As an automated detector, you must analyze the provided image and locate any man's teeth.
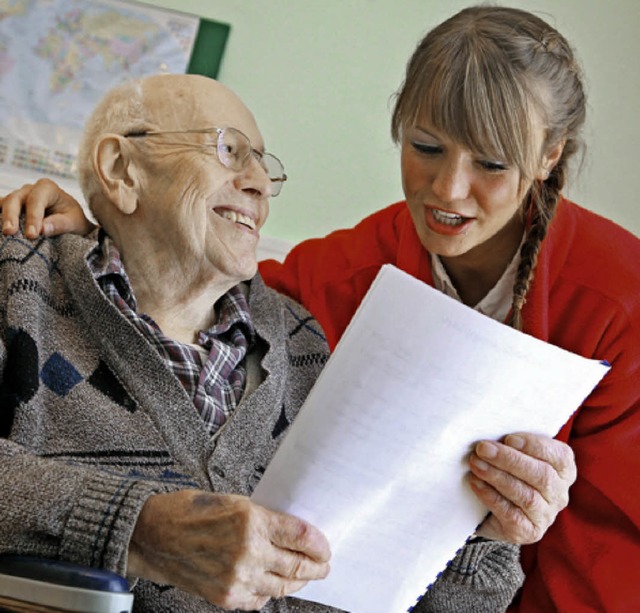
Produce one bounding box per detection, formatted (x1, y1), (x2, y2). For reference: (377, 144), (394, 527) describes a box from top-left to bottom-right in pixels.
(432, 209), (465, 226)
(218, 209), (256, 230)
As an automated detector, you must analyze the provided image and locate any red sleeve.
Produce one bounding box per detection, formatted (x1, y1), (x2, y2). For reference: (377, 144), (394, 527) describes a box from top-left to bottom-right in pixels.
(510, 294), (640, 611)
(259, 203), (407, 350)
(259, 257), (304, 307)
(259, 236), (379, 351)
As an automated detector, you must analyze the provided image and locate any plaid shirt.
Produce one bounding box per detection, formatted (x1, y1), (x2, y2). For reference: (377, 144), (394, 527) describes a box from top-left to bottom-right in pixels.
(87, 233), (256, 436)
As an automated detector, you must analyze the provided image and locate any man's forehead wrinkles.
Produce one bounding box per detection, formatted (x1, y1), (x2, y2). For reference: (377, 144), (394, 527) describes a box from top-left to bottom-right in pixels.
(139, 76), (266, 153)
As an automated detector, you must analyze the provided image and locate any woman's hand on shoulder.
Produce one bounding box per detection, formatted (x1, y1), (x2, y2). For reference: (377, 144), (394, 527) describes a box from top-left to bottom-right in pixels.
(469, 432), (577, 544)
(1, 178), (95, 239)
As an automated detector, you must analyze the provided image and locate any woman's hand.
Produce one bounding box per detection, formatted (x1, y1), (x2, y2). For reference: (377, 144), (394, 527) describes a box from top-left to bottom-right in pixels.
(1, 178), (94, 239)
(469, 433), (577, 544)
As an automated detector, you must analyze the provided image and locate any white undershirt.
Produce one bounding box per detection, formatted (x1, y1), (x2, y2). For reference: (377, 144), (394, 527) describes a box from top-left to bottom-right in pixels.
(429, 240), (523, 322)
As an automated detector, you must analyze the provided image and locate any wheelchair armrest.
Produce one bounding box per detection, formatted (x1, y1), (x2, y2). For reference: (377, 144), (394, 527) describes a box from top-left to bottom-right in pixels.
(0, 555), (133, 613)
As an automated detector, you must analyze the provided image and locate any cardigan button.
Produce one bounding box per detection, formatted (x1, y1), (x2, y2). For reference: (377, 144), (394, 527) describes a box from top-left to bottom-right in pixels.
(212, 465), (226, 479)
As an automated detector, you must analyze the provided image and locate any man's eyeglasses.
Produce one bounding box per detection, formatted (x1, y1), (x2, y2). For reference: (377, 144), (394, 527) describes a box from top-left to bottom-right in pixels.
(124, 127), (287, 196)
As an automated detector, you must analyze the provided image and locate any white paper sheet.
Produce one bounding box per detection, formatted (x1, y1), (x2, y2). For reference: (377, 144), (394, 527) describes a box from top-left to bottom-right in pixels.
(251, 264), (609, 613)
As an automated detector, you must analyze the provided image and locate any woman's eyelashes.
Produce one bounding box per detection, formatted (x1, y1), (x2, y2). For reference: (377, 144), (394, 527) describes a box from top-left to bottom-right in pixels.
(412, 140), (509, 173)
(478, 159), (509, 172)
(412, 141), (442, 155)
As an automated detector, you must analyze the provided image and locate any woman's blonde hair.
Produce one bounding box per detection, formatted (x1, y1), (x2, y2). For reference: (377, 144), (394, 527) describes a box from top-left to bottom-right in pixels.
(391, 5), (586, 330)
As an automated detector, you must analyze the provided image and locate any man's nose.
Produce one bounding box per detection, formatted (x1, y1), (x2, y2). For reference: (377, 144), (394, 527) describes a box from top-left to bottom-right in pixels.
(234, 156), (272, 198)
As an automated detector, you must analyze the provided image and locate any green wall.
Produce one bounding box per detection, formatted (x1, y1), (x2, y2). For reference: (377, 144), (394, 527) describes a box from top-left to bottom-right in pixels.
(141, 0), (640, 244)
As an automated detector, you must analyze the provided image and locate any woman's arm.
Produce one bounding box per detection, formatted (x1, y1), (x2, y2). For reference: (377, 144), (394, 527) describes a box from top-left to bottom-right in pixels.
(1, 179), (94, 238)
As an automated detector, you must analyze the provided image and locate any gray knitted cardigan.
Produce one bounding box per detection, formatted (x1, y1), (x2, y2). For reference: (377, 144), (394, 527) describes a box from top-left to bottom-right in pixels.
(0, 231), (523, 612)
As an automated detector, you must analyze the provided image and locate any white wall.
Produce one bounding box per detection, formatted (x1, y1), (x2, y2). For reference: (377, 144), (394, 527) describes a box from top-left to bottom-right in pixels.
(141, 0), (640, 245)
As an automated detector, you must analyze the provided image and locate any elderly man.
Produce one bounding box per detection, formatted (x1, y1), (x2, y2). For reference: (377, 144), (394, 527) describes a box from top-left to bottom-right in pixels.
(0, 74), (335, 611)
(0, 74), (566, 612)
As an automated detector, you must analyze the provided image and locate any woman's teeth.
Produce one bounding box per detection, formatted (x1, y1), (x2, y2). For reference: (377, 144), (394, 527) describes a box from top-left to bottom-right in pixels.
(218, 209), (256, 230)
(432, 209), (465, 226)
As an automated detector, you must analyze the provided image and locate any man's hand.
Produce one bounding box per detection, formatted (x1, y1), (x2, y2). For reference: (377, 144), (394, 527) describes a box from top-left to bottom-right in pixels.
(127, 490), (331, 611)
(468, 433), (576, 544)
(1, 178), (93, 239)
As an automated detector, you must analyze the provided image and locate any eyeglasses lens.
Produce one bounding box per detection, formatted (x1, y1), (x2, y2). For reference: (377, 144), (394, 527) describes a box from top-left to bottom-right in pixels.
(262, 154), (285, 196)
(216, 128), (286, 196)
(217, 128), (248, 172)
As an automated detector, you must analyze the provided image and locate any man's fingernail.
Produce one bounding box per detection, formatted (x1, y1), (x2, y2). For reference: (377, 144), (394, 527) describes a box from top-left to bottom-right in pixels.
(43, 222), (53, 236)
(26, 224), (37, 237)
(2, 220), (13, 232)
(470, 476), (486, 489)
(477, 441), (498, 459)
(506, 435), (525, 450)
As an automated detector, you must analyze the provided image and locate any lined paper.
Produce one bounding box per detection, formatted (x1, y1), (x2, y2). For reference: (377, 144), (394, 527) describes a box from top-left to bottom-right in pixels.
(252, 264), (609, 613)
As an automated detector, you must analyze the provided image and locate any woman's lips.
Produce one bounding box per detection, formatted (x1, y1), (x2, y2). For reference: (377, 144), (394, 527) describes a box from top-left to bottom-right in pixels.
(425, 207), (473, 235)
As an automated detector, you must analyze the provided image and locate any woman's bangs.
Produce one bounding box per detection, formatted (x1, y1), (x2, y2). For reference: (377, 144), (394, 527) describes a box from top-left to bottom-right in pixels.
(418, 48), (533, 176)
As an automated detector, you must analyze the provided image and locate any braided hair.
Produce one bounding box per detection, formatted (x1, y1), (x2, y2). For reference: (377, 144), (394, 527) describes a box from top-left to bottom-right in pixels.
(391, 6), (587, 331)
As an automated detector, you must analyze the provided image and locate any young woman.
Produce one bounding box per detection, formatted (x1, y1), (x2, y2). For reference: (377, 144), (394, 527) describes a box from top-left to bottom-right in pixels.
(3, 5), (638, 612)
(260, 8), (640, 612)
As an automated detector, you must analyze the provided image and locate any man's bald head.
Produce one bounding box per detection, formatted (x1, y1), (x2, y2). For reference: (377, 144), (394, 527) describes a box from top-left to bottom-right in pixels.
(77, 74), (261, 212)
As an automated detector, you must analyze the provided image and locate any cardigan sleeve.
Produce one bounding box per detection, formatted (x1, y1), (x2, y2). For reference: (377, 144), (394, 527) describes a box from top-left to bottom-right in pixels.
(277, 540), (523, 613)
(0, 437), (179, 576)
(411, 540), (524, 613)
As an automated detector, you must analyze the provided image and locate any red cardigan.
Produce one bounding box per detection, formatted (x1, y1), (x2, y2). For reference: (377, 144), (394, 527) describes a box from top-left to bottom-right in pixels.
(260, 198), (640, 613)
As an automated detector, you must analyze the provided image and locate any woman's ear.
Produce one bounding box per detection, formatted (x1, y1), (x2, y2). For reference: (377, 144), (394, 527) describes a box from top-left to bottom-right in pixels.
(537, 139), (566, 181)
(93, 135), (139, 215)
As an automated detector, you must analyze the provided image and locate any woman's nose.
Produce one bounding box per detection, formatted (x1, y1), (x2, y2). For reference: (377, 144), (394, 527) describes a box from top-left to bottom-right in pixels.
(431, 158), (471, 203)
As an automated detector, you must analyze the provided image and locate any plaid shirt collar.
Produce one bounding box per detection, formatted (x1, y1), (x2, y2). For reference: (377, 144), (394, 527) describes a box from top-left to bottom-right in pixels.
(87, 231), (256, 435)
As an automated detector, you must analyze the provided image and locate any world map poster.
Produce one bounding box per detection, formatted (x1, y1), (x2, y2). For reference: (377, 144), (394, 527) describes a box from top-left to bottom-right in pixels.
(0, 0), (202, 201)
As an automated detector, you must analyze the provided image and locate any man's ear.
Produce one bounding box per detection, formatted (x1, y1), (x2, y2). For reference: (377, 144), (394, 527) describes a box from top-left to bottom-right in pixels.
(536, 138), (566, 181)
(93, 135), (140, 215)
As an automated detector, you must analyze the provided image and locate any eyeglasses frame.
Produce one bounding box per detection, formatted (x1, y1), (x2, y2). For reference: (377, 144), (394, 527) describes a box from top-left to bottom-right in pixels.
(123, 126), (287, 196)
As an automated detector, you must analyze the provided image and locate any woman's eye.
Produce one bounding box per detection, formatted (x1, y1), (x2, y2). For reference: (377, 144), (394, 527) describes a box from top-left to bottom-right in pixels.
(412, 141), (442, 155)
(479, 159), (508, 172)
